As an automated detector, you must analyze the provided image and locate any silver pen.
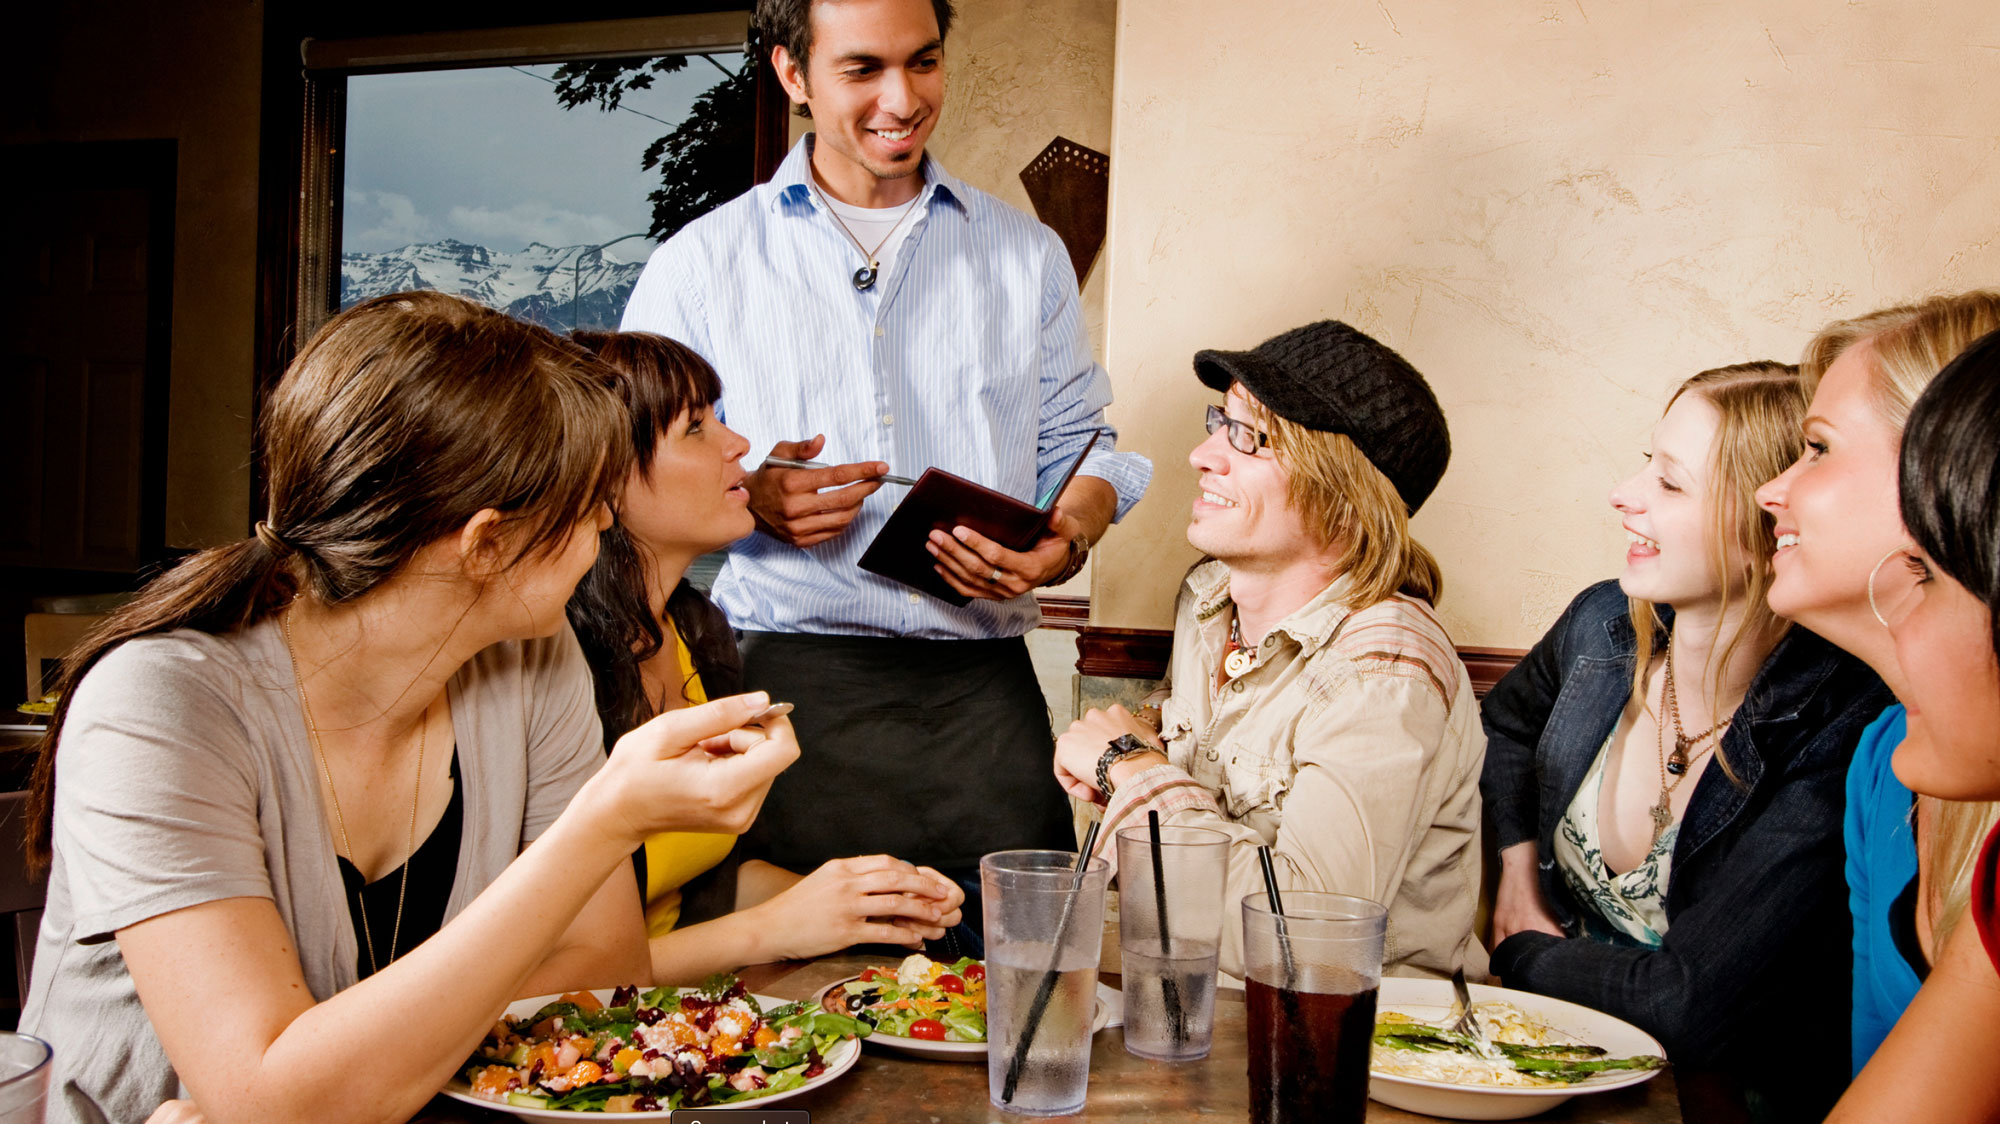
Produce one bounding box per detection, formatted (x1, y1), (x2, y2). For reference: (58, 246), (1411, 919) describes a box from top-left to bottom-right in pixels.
(760, 457), (919, 486)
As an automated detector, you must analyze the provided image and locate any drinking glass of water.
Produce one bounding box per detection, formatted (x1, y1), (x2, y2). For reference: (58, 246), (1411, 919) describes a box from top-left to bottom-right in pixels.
(1114, 823), (1227, 1061)
(1242, 891), (1387, 1124)
(0, 1032), (50, 1124)
(981, 849), (1111, 1116)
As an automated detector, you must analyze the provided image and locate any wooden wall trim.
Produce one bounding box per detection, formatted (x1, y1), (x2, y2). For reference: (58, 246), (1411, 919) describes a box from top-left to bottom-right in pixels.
(1035, 593), (1089, 631)
(1073, 626), (1526, 698)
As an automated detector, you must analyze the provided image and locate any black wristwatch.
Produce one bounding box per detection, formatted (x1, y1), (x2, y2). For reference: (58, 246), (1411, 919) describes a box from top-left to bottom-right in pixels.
(1096, 733), (1158, 798)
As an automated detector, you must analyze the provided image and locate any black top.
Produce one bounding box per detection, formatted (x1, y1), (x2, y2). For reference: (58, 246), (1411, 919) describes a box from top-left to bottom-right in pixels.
(337, 749), (462, 980)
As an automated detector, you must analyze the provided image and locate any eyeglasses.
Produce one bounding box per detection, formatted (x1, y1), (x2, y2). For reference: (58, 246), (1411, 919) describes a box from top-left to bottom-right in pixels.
(1205, 404), (1273, 456)
(1866, 545), (1930, 630)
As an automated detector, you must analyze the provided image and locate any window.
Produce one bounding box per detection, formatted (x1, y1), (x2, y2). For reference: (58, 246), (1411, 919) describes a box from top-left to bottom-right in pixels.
(340, 51), (753, 332)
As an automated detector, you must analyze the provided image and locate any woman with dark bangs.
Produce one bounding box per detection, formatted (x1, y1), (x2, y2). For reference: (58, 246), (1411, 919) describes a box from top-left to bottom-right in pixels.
(19, 294), (799, 1124)
(566, 331), (963, 983)
(1828, 328), (2000, 1122)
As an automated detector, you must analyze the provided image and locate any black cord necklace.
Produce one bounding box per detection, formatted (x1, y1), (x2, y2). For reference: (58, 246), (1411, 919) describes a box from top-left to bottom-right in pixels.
(809, 178), (922, 291)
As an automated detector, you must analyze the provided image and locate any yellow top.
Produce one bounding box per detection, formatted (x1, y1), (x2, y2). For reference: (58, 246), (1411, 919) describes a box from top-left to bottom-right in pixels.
(640, 623), (738, 936)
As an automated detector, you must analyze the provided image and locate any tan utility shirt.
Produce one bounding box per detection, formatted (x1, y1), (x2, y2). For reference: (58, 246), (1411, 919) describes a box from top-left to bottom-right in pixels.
(1097, 561), (1489, 980)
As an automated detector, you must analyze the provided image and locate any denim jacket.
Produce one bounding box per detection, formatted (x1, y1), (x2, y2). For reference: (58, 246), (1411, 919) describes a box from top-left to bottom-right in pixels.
(1482, 581), (1888, 1120)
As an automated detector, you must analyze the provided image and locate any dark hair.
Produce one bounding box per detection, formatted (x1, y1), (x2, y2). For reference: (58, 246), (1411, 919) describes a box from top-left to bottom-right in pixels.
(753, 0), (956, 118)
(27, 292), (631, 867)
(1899, 327), (2000, 663)
(565, 331), (740, 747)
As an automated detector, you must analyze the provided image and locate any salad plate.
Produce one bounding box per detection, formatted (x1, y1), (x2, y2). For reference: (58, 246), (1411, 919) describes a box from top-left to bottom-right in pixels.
(1368, 977), (1666, 1121)
(813, 960), (1112, 1062)
(442, 985), (861, 1120)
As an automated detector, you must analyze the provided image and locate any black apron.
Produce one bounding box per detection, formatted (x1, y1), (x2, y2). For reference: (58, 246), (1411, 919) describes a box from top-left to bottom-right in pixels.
(736, 631), (1075, 873)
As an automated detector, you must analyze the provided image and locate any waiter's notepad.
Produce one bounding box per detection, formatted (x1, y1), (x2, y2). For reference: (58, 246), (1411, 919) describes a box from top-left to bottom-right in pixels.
(858, 431), (1101, 606)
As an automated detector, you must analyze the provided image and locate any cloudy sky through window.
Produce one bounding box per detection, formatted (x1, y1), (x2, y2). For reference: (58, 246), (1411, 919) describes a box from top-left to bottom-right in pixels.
(343, 56), (740, 261)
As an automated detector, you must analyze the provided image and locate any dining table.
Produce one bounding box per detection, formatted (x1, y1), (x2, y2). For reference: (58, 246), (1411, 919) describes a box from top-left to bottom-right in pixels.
(415, 918), (1682, 1124)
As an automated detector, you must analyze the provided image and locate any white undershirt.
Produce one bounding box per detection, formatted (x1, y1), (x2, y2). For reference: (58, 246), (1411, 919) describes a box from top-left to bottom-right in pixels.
(822, 193), (922, 280)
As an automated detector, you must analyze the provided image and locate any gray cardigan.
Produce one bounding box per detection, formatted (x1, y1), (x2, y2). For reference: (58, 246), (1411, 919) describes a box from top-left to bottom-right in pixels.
(22, 618), (605, 1124)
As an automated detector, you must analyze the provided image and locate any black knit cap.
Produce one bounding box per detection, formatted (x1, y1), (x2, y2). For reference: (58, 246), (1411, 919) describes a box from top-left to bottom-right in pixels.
(1194, 320), (1451, 514)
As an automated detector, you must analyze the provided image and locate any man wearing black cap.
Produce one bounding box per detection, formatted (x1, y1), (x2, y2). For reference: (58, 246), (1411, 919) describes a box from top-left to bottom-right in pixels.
(1052, 320), (1489, 980)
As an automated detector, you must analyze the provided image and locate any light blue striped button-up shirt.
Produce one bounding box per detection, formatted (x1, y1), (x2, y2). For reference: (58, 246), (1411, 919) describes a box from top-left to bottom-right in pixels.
(622, 137), (1152, 640)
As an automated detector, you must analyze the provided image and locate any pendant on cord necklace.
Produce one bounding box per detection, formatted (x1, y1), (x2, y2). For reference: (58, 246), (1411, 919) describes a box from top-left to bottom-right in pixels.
(853, 264), (879, 291)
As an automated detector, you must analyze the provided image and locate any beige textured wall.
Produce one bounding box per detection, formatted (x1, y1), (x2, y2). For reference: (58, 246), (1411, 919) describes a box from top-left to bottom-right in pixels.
(9, 0), (262, 550)
(926, 0), (1117, 351)
(1096, 0), (2000, 646)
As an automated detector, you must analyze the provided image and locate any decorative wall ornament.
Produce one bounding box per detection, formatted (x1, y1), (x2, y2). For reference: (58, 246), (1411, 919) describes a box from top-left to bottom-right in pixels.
(1020, 137), (1110, 285)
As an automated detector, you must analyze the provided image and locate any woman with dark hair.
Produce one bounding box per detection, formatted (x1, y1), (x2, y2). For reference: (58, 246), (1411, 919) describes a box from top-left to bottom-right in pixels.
(1481, 362), (1889, 1121)
(1827, 327), (2000, 1122)
(18, 294), (799, 1124)
(566, 330), (961, 982)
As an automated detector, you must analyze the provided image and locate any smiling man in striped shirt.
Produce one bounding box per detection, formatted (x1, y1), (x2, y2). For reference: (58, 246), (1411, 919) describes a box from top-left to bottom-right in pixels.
(620, 0), (1151, 940)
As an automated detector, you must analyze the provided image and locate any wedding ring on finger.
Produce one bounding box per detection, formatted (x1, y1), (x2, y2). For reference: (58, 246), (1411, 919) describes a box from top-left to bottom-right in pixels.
(988, 567), (1003, 584)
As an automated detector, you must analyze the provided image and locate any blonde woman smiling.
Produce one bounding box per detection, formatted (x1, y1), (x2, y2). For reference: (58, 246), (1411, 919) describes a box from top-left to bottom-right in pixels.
(1482, 363), (1888, 1121)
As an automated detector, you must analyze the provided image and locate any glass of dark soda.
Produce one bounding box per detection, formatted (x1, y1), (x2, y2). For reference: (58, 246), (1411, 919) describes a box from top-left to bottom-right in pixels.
(1241, 891), (1386, 1124)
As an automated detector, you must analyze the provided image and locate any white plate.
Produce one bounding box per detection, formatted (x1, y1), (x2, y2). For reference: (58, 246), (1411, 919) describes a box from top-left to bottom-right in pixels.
(1367, 977), (1667, 1121)
(442, 988), (861, 1120)
(812, 976), (1114, 1061)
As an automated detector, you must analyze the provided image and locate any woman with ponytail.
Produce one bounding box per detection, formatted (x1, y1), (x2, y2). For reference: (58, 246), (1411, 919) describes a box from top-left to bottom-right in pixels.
(19, 292), (799, 1124)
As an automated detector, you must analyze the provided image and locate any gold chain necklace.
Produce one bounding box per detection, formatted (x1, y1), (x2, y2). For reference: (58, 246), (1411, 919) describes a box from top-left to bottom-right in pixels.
(807, 178), (922, 291)
(280, 613), (426, 976)
(1649, 643), (1729, 844)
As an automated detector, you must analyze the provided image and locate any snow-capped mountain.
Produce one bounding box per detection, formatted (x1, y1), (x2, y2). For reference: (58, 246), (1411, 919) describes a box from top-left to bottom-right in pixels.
(340, 239), (651, 332)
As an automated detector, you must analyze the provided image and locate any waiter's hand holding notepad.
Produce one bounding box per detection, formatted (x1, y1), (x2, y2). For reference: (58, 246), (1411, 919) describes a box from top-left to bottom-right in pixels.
(858, 431), (1102, 606)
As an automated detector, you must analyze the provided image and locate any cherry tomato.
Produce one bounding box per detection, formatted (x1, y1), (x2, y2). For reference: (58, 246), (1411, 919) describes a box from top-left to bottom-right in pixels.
(908, 1019), (948, 1041)
(936, 975), (965, 994)
(858, 968), (885, 983)
(963, 963), (986, 983)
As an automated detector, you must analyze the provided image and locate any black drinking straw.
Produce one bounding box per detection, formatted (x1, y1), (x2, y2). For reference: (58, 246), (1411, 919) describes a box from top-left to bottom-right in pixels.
(1148, 810), (1187, 1042)
(1002, 820), (1101, 1104)
(1256, 844), (1310, 1076)
(1256, 845), (1297, 989)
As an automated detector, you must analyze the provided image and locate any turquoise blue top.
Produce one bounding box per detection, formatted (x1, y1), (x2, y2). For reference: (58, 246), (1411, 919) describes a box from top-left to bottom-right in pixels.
(1845, 704), (1918, 1075)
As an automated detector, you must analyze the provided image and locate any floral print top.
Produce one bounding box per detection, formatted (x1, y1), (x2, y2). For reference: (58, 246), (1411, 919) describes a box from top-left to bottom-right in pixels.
(1553, 734), (1677, 949)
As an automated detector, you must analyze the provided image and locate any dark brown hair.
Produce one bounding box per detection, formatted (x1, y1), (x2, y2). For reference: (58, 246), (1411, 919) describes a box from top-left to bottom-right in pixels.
(26, 291), (631, 867)
(565, 331), (740, 747)
(754, 0), (956, 118)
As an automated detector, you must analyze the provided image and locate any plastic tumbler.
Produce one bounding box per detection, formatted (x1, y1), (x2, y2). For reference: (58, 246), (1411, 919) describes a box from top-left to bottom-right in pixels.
(982, 849), (1112, 1116)
(1114, 823), (1227, 1060)
(0, 1032), (50, 1124)
(1242, 891), (1387, 1124)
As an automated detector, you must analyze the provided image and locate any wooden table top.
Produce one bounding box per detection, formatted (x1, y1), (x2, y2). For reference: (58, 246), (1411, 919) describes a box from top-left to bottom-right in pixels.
(418, 949), (1680, 1123)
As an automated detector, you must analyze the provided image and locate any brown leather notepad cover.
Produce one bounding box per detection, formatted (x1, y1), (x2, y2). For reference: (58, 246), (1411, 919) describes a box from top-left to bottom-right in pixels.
(858, 431), (1100, 606)
(857, 471), (1058, 605)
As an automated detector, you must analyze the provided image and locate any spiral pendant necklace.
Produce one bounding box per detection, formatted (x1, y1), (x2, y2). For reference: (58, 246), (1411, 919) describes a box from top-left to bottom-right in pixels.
(809, 179), (921, 291)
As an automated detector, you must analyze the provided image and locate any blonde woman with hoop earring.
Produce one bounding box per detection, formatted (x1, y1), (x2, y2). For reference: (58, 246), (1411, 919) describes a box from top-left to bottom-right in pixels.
(1755, 290), (2000, 1076)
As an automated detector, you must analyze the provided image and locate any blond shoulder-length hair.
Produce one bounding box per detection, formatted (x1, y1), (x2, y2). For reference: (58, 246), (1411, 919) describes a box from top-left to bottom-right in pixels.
(1627, 362), (1809, 783)
(1802, 288), (2000, 949)
(1244, 399), (1444, 610)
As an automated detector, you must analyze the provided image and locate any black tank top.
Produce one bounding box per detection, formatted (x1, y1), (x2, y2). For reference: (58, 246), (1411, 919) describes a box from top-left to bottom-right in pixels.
(336, 749), (463, 980)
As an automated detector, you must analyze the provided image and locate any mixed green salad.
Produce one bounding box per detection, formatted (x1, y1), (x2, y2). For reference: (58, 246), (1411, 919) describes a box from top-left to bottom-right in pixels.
(824, 953), (988, 1042)
(462, 975), (866, 1112)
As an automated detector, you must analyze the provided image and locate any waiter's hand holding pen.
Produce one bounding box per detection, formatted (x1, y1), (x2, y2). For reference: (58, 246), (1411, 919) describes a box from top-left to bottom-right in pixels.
(748, 434), (903, 548)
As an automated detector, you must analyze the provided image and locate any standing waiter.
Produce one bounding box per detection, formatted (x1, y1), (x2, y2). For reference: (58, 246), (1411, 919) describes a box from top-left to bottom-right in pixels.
(620, 0), (1151, 936)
